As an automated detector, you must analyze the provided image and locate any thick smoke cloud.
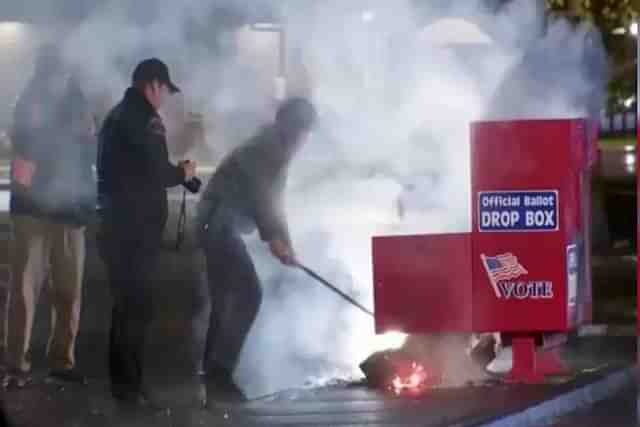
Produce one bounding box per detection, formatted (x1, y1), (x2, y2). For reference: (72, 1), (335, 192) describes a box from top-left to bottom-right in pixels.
(7, 0), (607, 398)
(239, 0), (607, 398)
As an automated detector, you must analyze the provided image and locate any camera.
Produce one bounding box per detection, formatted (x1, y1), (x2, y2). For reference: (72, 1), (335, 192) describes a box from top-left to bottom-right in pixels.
(183, 176), (202, 194)
(181, 160), (201, 194)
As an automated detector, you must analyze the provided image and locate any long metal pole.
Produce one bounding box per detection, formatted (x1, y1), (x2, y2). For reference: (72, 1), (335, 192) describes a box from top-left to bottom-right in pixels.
(295, 262), (374, 317)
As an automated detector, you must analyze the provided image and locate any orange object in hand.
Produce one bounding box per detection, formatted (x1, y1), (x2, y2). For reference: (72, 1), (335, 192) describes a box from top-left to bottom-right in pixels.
(11, 157), (36, 187)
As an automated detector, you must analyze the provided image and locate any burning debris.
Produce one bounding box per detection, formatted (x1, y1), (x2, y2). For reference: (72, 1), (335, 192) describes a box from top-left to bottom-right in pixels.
(390, 361), (437, 396)
(360, 349), (442, 396)
(360, 333), (495, 395)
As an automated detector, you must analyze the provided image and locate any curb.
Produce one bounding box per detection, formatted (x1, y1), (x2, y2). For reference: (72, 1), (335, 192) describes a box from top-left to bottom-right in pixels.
(578, 324), (636, 337)
(471, 366), (637, 427)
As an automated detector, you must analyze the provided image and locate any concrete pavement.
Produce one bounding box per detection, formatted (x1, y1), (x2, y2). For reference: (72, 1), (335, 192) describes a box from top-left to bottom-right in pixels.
(0, 181), (635, 426)
(0, 223), (635, 427)
(546, 385), (636, 427)
(0, 338), (635, 426)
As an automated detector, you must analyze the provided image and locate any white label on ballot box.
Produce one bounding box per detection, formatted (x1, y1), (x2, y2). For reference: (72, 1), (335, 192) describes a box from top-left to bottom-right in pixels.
(478, 190), (559, 232)
(567, 244), (578, 307)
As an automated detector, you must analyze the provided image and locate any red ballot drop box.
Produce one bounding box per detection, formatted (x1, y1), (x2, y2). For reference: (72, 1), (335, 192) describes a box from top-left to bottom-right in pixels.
(373, 119), (596, 382)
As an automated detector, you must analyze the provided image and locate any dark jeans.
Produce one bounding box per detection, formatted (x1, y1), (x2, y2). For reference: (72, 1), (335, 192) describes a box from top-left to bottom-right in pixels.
(203, 225), (262, 380)
(97, 219), (160, 399)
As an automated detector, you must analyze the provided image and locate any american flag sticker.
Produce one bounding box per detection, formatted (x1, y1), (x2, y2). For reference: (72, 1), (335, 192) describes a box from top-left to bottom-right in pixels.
(480, 253), (528, 298)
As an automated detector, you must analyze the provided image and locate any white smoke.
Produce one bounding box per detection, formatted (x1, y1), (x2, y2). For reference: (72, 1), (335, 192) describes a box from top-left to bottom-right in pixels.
(235, 0), (608, 398)
(16, 0), (606, 398)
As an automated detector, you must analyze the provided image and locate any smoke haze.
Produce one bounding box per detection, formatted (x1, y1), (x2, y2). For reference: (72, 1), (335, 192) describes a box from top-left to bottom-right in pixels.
(1, 0), (608, 398)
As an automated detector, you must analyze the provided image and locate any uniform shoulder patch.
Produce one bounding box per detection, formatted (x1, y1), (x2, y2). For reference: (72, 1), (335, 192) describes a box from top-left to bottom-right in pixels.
(147, 116), (166, 136)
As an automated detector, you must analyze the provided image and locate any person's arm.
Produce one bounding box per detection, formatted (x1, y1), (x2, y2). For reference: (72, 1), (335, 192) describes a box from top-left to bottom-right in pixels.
(76, 106), (98, 209)
(250, 166), (295, 265)
(146, 117), (187, 188)
(11, 94), (43, 187)
(126, 115), (187, 188)
(69, 88), (98, 172)
(254, 182), (291, 245)
(12, 93), (41, 157)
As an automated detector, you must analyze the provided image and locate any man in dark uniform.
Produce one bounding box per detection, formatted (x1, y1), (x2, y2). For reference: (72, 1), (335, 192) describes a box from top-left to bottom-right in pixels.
(97, 58), (196, 404)
(196, 98), (317, 402)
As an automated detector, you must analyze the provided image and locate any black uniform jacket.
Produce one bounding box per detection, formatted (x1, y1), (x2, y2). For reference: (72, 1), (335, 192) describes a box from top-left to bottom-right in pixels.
(97, 87), (185, 240)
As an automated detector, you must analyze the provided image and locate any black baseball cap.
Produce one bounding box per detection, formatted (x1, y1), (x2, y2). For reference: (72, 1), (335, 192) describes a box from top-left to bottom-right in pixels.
(132, 58), (180, 94)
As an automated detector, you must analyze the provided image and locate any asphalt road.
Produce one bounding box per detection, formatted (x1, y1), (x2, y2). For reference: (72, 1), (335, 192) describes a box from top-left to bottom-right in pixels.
(546, 385), (637, 427)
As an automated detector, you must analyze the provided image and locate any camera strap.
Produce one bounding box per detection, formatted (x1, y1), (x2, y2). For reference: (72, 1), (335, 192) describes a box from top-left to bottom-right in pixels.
(175, 189), (187, 251)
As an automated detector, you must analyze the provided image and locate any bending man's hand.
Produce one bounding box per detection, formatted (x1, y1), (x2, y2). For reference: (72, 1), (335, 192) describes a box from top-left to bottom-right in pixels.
(179, 160), (197, 180)
(269, 239), (296, 266)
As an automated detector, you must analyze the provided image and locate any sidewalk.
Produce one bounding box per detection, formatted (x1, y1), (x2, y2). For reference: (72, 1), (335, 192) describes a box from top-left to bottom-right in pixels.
(0, 201), (635, 426)
(0, 335), (634, 427)
(542, 385), (635, 427)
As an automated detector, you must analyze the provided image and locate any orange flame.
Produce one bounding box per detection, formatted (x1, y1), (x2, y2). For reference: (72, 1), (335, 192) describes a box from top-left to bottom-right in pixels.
(390, 362), (432, 395)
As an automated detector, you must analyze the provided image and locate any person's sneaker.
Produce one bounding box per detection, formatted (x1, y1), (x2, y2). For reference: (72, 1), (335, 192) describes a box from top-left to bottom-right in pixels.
(47, 369), (88, 385)
(468, 333), (496, 367)
(486, 346), (513, 374)
(3, 369), (32, 389)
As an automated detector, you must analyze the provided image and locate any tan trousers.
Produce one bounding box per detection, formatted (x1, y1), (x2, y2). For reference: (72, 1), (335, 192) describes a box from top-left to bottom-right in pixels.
(8, 215), (85, 372)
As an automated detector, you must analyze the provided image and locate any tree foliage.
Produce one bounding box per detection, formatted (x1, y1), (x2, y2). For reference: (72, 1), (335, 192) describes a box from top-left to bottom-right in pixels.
(545, 0), (639, 111)
(545, 0), (638, 29)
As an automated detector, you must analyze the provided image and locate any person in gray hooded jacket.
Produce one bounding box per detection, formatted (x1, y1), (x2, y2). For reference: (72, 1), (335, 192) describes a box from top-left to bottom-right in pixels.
(196, 98), (316, 402)
(7, 45), (95, 388)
